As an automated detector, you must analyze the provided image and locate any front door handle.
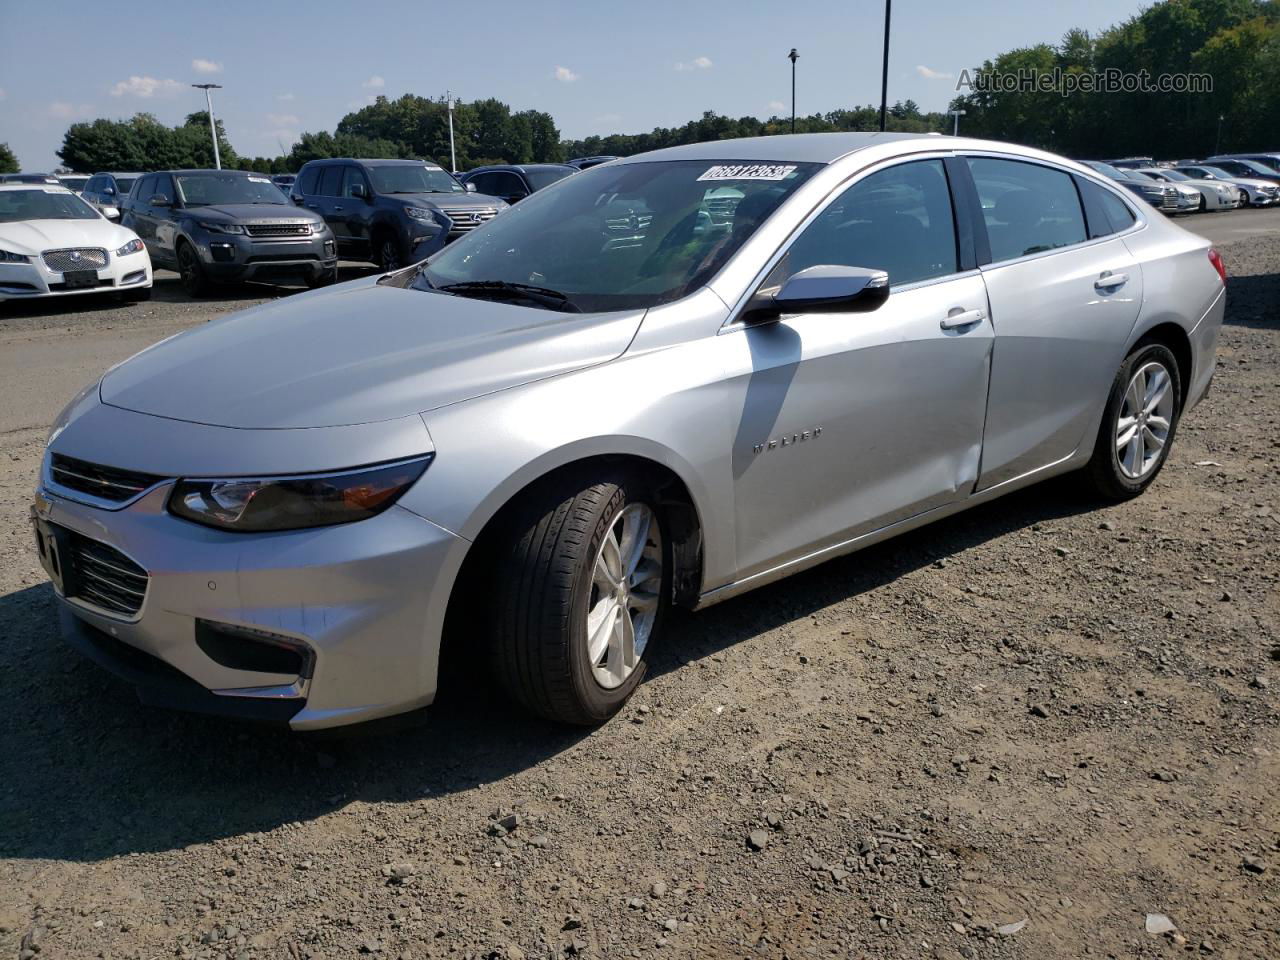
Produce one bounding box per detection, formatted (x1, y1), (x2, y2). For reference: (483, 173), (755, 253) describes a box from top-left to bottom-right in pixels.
(333, 205), (344, 212)
(940, 307), (986, 330)
(1095, 271), (1129, 291)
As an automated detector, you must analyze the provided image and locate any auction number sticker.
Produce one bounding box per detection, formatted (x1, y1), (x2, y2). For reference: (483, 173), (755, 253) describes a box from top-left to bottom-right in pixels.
(248, 176), (272, 183)
(697, 164), (797, 182)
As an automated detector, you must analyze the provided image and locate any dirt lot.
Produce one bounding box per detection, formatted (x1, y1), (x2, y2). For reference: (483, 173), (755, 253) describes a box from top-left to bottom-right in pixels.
(0, 216), (1277, 960)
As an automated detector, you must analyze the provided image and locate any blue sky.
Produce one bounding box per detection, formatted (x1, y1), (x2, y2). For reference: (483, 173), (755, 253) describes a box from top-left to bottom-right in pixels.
(0, 0), (1147, 171)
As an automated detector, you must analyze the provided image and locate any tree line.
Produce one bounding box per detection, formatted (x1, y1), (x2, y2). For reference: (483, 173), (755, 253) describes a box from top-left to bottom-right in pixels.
(45, 0), (1278, 176)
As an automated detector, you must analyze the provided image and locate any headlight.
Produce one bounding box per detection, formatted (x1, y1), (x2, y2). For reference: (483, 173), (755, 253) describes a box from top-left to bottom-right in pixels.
(198, 221), (245, 235)
(115, 238), (145, 256)
(310, 221), (329, 234)
(404, 206), (438, 222)
(0, 248), (31, 263)
(168, 456), (432, 532)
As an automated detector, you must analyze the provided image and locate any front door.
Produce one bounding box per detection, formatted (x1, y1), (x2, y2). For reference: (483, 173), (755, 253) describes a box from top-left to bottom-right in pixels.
(724, 158), (993, 579)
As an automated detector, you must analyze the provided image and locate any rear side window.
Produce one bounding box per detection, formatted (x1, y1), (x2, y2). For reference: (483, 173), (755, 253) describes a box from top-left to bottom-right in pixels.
(1076, 177), (1137, 239)
(967, 157), (1087, 262)
(781, 159), (958, 287)
(296, 166), (320, 195)
(317, 166), (343, 197)
(135, 175), (156, 200)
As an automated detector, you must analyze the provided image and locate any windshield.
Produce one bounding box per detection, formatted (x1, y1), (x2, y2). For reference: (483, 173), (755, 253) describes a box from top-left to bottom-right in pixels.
(1158, 169), (1190, 181)
(1087, 162), (1127, 180)
(0, 188), (100, 222)
(1126, 171), (1157, 182)
(1244, 156), (1280, 173)
(58, 176), (90, 190)
(524, 167), (576, 191)
(418, 159), (820, 312)
(114, 177), (138, 195)
(368, 165), (464, 195)
(175, 173), (288, 206)
(1197, 166), (1236, 180)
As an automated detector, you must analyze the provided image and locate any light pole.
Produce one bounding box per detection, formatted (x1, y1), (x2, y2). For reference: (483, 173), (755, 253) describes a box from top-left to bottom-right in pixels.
(949, 109), (966, 136)
(192, 83), (223, 169)
(788, 49), (798, 134)
(447, 94), (457, 173)
(1215, 113), (1224, 155)
(878, 0), (892, 132)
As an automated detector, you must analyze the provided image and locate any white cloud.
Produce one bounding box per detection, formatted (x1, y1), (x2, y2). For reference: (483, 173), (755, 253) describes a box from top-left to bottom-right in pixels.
(192, 58), (223, 75)
(675, 56), (713, 72)
(266, 112), (300, 127)
(554, 65), (579, 83)
(916, 64), (953, 80)
(768, 100), (786, 112)
(362, 75), (385, 89)
(0, 88), (6, 100)
(48, 101), (94, 120)
(277, 92), (296, 101)
(110, 75), (183, 98)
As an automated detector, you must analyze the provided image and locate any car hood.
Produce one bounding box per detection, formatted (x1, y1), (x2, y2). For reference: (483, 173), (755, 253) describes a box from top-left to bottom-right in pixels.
(396, 192), (506, 210)
(1227, 177), (1275, 189)
(0, 218), (136, 256)
(100, 277), (644, 429)
(186, 203), (324, 225)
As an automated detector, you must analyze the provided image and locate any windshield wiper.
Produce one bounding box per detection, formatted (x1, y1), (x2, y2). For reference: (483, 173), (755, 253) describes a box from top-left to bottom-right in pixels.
(438, 280), (580, 312)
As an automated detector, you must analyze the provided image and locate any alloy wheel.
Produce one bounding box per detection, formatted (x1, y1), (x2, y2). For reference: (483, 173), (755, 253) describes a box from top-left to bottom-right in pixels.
(584, 503), (663, 689)
(1116, 360), (1174, 479)
(379, 239), (402, 271)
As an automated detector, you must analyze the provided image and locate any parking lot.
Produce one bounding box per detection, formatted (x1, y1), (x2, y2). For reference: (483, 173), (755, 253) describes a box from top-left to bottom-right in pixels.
(0, 207), (1277, 959)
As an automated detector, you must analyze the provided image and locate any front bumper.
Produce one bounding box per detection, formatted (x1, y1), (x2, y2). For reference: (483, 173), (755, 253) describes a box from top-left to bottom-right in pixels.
(32, 481), (467, 730)
(0, 250), (152, 301)
(193, 230), (337, 285)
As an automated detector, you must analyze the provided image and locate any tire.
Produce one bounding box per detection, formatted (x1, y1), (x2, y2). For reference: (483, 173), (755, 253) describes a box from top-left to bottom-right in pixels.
(1083, 342), (1183, 500)
(375, 232), (405, 272)
(1198, 195), (1207, 213)
(489, 471), (671, 725)
(176, 241), (210, 297)
(307, 265), (338, 288)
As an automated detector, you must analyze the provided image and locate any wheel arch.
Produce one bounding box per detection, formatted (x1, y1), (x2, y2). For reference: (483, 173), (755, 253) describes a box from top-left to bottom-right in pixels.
(1130, 320), (1193, 408)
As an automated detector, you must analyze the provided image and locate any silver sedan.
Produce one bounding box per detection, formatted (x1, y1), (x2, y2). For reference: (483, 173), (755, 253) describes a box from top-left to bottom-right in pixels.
(33, 133), (1226, 729)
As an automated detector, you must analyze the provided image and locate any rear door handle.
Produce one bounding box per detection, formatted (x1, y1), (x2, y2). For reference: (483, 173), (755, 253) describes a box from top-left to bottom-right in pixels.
(940, 307), (986, 330)
(1095, 271), (1129, 291)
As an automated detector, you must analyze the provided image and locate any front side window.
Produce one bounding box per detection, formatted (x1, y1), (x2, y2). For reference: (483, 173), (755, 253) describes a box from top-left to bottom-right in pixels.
(135, 176), (156, 201)
(175, 173), (288, 206)
(417, 159), (821, 312)
(0, 189), (101, 222)
(780, 159), (958, 287)
(114, 177), (137, 196)
(967, 157), (1086, 262)
(367, 164), (465, 195)
(341, 166), (369, 198)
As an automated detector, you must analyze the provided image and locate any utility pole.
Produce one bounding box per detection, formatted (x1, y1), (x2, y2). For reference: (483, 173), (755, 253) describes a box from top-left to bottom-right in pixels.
(949, 109), (966, 136)
(1215, 114), (1224, 155)
(788, 49), (798, 134)
(192, 83), (223, 169)
(447, 92), (457, 173)
(878, 0), (892, 132)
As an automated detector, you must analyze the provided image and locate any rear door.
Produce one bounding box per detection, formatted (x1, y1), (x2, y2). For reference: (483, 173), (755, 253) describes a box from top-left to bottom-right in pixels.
(964, 155), (1144, 490)
(149, 174), (180, 267)
(126, 175), (158, 252)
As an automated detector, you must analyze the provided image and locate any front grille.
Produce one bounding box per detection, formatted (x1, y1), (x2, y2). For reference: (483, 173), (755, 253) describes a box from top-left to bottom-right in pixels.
(245, 222), (313, 238)
(1159, 191), (1178, 211)
(444, 207), (499, 235)
(43, 248), (108, 272)
(49, 454), (163, 503)
(66, 532), (149, 618)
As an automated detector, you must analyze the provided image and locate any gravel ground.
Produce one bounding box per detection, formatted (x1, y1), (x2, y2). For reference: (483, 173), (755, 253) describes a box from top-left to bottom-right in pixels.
(0, 232), (1276, 960)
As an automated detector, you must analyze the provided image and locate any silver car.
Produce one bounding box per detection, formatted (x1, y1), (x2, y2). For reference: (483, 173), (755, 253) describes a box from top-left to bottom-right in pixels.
(33, 134), (1226, 730)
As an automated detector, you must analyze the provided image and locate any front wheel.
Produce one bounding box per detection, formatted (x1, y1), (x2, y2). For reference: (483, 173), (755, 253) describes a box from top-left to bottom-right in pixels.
(375, 233), (405, 272)
(1083, 342), (1182, 500)
(176, 242), (210, 297)
(489, 472), (670, 725)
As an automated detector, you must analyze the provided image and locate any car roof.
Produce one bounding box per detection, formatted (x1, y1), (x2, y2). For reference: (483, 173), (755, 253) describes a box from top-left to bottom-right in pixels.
(95, 171), (145, 177)
(306, 158), (443, 168)
(617, 132), (932, 165)
(467, 163), (577, 174)
(0, 182), (72, 192)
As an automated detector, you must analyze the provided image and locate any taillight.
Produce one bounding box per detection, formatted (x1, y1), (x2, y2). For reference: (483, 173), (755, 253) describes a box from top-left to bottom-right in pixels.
(1207, 247), (1227, 285)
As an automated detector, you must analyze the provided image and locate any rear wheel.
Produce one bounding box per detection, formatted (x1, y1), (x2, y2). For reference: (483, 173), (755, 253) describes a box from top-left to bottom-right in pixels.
(176, 242), (210, 297)
(1083, 342), (1182, 500)
(488, 471), (670, 725)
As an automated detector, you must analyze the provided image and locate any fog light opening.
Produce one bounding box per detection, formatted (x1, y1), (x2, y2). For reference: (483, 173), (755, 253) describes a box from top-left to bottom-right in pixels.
(195, 620), (315, 678)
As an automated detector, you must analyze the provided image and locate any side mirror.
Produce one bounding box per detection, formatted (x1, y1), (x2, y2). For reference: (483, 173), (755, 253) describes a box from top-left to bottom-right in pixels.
(149, 194), (171, 207)
(464, 181), (478, 193)
(104, 187), (115, 196)
(103, 206), (120, 220)
(350, 182), (367, 199)
(744, 264), (889, 323)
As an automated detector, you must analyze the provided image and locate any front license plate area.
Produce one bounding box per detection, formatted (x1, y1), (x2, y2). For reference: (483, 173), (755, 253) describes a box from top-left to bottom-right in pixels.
(62, 269), (98, 288)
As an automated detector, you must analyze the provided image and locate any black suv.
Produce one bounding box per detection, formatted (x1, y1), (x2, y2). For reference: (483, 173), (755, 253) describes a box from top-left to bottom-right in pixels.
(457, 164), (578, 204)
(121, 169), (337, 296)
(292, 158), (506, 270)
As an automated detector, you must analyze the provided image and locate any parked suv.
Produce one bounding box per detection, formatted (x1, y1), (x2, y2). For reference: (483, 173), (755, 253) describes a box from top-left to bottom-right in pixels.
(292, 158), (506, 270)
(457, 164), (577, 204)
(121, 169), (336, 295)
(81, 173), (144, 219)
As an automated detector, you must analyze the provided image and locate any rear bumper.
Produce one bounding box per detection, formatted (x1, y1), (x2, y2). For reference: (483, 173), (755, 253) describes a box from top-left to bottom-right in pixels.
(1187, 285), (1225, 412)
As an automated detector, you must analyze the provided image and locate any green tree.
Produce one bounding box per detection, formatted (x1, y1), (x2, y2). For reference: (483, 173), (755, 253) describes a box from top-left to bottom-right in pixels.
(0, 142), (19, 174)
